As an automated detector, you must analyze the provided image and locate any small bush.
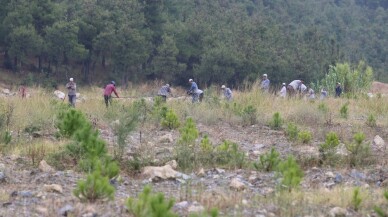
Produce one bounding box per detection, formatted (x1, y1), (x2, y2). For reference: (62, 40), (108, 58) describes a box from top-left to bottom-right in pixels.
(215, 141), (246, 169)
(346, 132), (371, 167)
(241, 105), (257, 125)
(57, 109), (89, 138)
(285, 123), (299, 141)
(340, 103), (349, 119)
(269, 112), (283, 130)
(161, 109), (180, 130)
(113, 106), (138, 161)
(175, 118), (199, 170)
(366, 113), (377, 127)
(198, 135), (214, 166)
(254, 148), (280, 172)
(126, 185), (177, 217)
(27, 143), (46, 166)
(73, 170), (115, 202)
(277, 155), (304, 192)
(297, 130), (312, 144)
(79, 157), (120, 179)
(374, 191), (388, 217)
(319, 132), (340, 164)
(1, 131), (12, 144)
(351, 187), (362, 212)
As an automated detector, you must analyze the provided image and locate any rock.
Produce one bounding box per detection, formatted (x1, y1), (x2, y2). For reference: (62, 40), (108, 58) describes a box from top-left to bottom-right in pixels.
(381, 179), (388, 187)
(0, 172), (6, 183)
(188, 202), (205, 213)
(82, 213), (97, 217)
(242, 199), (249, 206)
(35, 206), (48, 215)
(197, 168), (206, 177)
(350, 169), (366, 180)
(58, 204), (74, 216)
(159, 134), (173, 143)
(18, 191), (33, 197)
(336, 144), (350, 156)
(32, 131), (43, 138)
(166, 160), (178, 169)
(2, 89), (10, 95)
(142, 164), (179, 181)
(43, 184), (63, 193)
(54, 90), (66, 100)
(325, 171), (335, 178)
(39, 160), (54, 173)
(0, 163), (5, 171)
(372, 135), (386, 151)
(334, 174), (343, 183)
(329, 207), (347, 217)
(176, 172), (190, 180)
(215, 168), (225, 174)
(174, 201), (189, 209)
(229, 178), (246, 191)
(110, 120), (120, 127)
(248, 174), (259, 183)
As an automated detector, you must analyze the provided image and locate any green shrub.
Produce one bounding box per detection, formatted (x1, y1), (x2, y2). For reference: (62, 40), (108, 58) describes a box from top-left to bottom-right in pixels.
(319, 132), (340, 164)
(346, 132), (371, 167)
(269, 112), (283, 130)
(200, 135), (213, 153)
(79, 157), (120, 179)
(366, 113), (377, 127)
(277, 156), (304, 192)
(241, 105), (257, 125)
(340, 103), (349, 119)
(72, 124), (107, 159)
(285, 123), (299, 141)
(297, 130), (312, 144)
(1, 131), (11, 144)
(113, 106), (138, 161)
(73, 170), (115, 202)
(215, 141), (246, 169)
(254, 148), (281, 172)
(175, 118), (199, 170)
(351, 187), (362, 211)
(374, 191), (388, 217)
(126, 185), (177, 217)
(161, 109), (180, 130)
(198, 135), (214, 166)
(57, 109), (89, 138)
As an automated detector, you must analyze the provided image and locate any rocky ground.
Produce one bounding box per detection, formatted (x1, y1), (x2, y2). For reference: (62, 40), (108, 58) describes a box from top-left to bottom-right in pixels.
(1, 120), (387, 217)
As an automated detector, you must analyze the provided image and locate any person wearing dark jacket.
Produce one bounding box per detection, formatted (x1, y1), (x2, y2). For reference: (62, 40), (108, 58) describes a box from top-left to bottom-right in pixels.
(335, 82), (342, 97)
(66, 78), (76, 107)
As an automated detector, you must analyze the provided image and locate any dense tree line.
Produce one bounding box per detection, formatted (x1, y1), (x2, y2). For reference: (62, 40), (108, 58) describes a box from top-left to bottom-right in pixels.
(0, 0), (387, 87)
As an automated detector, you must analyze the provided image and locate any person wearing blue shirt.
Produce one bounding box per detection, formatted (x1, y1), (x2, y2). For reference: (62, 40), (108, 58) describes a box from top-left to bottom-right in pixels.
(221, 85), (232, 101)
(261, 74), (270, 92)
(188, 79), (203, 103)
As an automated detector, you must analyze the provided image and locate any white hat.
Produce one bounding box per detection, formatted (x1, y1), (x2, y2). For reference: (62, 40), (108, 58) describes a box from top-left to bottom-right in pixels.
(221, 85), (226, 89)
(166, 84), (170, 87)
(263, 74), (267, 77)
(189, 79), (193, 82)
(282, 83), (286, 86)
(69, 78), (73, 81)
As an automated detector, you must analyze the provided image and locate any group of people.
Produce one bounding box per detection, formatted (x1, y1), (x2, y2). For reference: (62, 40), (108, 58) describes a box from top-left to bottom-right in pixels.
(62, 74), (344, 107)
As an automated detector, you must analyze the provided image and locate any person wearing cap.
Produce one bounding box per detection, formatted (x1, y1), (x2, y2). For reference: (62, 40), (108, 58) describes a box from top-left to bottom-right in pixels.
(260, 74), (270, 92)
(335, 82), (342, 97)
(279, 83), (287, 98)
(221, 85), (232, 101)
(66, 78), (76, 107)
(158, 84), (172, 102)
(104, 81), (119, 108)
(287, 80), (303, 97)
(188, 79), (203, 103)
(320, 88), (328, 100)
(307, 87), (315, 100)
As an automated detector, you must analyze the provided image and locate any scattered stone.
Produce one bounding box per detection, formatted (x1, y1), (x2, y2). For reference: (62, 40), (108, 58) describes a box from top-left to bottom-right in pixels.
(0, 172), (6, 183)
(82, 213), (97, 217)
(325, 181), (336, 189)
(18, 191), (33, 197)
(58, 204), (74, 216)
(0, 163), (5, 171)
(372, 135), (386, 151)
(159, 134), (173, 143)
(329, 207), (347, 217)
(54, 90), (66, 100)
(2, 89), (10, 95)
(188, 202), (205, 213)
(176, 172), (190, 180)
(166, 160), (178, 170)
(325, 171), (335, 179)
(229, 178), (246, 191)
(35, 206), (48, 215)
(334, 174), (343, 183)
(381, 179), (388, 187)
(242, 199), (249, 206)
(142, 164), (179, 181)
(43, 184), (63, 194)
(197, 168), (206, 177)
(174, 201), (189, 209)
(350, 169), (366, 181)
(39, 160), (55, 173)
(215, 168), (225, 174)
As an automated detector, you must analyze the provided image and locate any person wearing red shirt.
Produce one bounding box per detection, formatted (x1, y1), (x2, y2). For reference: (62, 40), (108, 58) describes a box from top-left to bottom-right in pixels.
(104, 81), (119, 107)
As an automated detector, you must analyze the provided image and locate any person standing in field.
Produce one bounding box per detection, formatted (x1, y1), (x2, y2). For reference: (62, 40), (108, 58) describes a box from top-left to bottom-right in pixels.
(221, 85), (232, 101)
(320, 88), (328, 100)
(104, 81), (119, 108)
(335, 82), (342, 97)
(261, 74), (270, 92)
(158, 84), (172, 102)
(188, 79), (203, 103)
(19, 83), (27, 98)
(279, 83), (287, 98)
(66, 78), (76, 107)
(287, 80), (303, 97)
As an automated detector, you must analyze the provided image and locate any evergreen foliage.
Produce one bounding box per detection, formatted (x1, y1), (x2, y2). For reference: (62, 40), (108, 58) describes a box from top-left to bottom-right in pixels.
(73, 170), (115, 203)
(346, 132), (371, 167)
(161, 109), (180, 130)
(269, 112), (283, 130)
(351, 187), (362, 212)
(277, 156), (304, 192)
(175, 118), (199, 170)
(57, 108), (89, 138)
(254, 148), (281, 172)
(297, 130), (313, 144)
(319, 132), (340, 165)
(340, 103), (349, 119)
(374, 191), (388, 217)
(366, 113), (377, 127)
(241, 105), (257, 126)
(285, 123), (299, 141)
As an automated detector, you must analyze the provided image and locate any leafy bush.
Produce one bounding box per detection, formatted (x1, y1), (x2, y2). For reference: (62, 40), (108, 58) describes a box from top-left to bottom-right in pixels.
(340, 103), (349, 119)
(319, 132), (340, 164)
(346, 132), (371, 167)
(297, 130), (312, 144)
(241, 105), (257, 126)
(1, 131), (11, 144)
(57, 109), (89, 138)
(161, 109), (180, 130)
(277, 156), (304, 192)
(254, 148), (281, 172)
(215, 141), (246, 169)
(126, 185), (177, 217)
(72, 124), (107, 159)
(285, 123), (299, 141)
(79, 157), (120, 179)
(374, 191), (388, 217)
(198, 135), (214, 166)
(269, 112), (283, 130)
(113, 106), (138, 161)
(175, 118), (199, 170)
(73, 170), (115, 202)
(366, 113), (377, 127)
(351, 187), (362, 211)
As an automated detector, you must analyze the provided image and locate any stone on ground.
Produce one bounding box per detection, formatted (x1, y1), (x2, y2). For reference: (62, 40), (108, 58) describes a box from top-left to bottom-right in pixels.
(43, 184), (63, 193)
(372, 135), (386, 151)
(39, 160), (55, 173)
(329, 207), (347, 217)
(229, 178), (246, 191)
